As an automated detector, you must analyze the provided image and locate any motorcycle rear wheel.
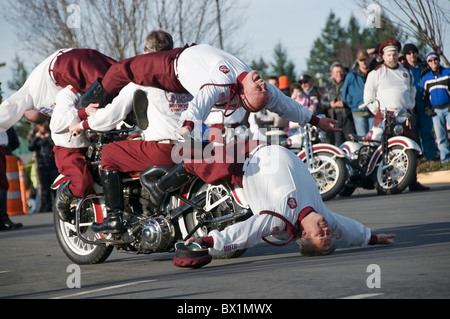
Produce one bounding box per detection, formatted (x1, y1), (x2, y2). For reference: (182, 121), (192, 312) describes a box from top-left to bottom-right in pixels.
(303, 152), (348, 201)
(54, 199), (113, 265)
(375, 146), (417, 195)
(184, 180), (249, 259)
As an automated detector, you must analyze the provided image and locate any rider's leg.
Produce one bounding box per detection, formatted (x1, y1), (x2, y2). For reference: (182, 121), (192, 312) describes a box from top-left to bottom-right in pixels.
(142, 162), (192, 207)
(54, 181), (76, 222)
(91, 170), (125, 233)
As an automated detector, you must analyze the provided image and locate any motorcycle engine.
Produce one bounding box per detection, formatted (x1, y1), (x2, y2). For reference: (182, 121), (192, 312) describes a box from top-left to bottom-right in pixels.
(140, 217), (174, 252)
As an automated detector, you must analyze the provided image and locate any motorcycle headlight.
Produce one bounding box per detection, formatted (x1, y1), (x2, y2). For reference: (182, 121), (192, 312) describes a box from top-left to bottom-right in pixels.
(318, 130), (327, 142)
(395, 109), (408, 124)
(234, 125), (249, 140)
(393, 124), (404, 136)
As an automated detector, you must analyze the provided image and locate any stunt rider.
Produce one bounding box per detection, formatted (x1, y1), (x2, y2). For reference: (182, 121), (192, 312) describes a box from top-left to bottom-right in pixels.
(87, 43), (342, 208)
(0, 48), (116, 133)
(0, 48), (116, 222)
(363, 39), (429, 192)
(69, 31), (195, 234)
(182, 144), (396, 261)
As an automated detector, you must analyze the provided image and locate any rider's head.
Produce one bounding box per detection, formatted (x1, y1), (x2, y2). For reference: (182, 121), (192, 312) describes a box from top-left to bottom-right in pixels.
(296, 211), (337, 256)
(144, 30), (174, 53)
(239, 71), (270, 112)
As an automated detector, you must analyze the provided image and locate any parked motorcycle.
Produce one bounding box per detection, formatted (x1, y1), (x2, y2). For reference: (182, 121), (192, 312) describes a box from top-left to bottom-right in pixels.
(52, 126), (252, 265)
(339, 101), (421, 196)
(284, 120), (348, 201)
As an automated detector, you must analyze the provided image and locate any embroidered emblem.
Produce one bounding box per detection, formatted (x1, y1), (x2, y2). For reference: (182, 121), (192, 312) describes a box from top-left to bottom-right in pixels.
(271, 226), (281, 234)
(224, 244), (238, 252)
(219, 65), (230, 74)
(403, 72), (408, 78)
(287, 197), (297, 209)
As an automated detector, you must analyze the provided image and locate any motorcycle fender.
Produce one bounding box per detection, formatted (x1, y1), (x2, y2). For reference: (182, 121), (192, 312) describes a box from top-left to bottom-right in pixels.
(51, 174), (69, 190)
(231, 185), (249, 209)
(297, 143), (346, 160)
(339, 141), (361, 157)
(366, 137), (421, 175)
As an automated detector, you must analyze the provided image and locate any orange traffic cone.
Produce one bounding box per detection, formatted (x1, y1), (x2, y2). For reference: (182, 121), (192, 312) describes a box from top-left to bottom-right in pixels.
(6, 155), (25, 216)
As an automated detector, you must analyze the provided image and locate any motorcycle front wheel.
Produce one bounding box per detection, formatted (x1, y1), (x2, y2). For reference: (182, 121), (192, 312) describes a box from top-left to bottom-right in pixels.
(54, 198), (113, 265)
(184, 180), (249, 259)
(303, 152), (348, 201)
(375, 146), (417, 195)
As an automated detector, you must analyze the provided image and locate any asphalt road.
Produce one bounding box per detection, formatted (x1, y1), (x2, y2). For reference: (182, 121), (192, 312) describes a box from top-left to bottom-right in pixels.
(1, 183), (449, 305)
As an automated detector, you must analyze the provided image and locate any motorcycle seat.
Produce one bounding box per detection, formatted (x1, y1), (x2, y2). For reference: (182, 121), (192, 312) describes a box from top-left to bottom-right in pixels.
(139, 165), (173, 189)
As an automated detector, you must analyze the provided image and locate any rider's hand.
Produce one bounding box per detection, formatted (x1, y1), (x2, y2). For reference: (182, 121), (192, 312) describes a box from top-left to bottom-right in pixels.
(317, 117), (342, 134)
(175, 126), (192, 140)
(85, 103), (100, 116)
(69, 121), (82, 137)
(376, 233), (396, 245)
(184, 237), (202, 246)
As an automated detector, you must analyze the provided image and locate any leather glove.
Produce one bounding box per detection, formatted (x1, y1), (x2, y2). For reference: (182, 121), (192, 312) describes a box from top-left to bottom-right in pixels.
(425, 107), (437, 117)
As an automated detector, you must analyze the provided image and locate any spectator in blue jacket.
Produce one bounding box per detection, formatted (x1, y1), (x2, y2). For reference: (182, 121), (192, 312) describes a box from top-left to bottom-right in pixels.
(422, 52), (450, 164)
(342, 50), (375, 137)
(403, 43), (437, 161)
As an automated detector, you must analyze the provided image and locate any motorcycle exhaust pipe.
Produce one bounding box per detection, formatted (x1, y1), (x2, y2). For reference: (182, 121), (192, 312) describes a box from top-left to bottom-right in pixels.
(213, 208), (250, 224)
(183, 208), (251, 240)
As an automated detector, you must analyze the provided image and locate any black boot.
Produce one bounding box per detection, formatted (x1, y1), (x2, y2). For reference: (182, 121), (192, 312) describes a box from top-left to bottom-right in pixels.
(75, 78), (116, 110)
(409, 173), (430, 192)
(141, 162), (192, 207)
(0, 189), (23, 231)
(91, 170), (125, 234)
(54, 181), (76, 222)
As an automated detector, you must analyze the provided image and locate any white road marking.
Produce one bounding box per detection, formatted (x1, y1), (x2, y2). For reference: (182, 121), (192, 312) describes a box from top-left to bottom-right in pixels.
(341, 293), (385, 299)
(51, 279), (157, 299)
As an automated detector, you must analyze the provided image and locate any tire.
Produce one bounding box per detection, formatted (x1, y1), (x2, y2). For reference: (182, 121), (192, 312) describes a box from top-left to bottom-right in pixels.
(375, 146), (417, 195)
(54, 198), (113, 265)
(184, 180), (249, 259)
(339, 185), (356, 197)
(303, 152), (348, 201)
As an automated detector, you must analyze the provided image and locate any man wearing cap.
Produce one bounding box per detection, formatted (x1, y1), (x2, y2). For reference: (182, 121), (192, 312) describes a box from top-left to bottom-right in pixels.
(182, 144), (395, 261)
(342, 50), (375, 137)
(422, 52), (450, 164)
(364, 39), (429, 192)
(298, 74), (323, 115)
(403, 43), (437, 161)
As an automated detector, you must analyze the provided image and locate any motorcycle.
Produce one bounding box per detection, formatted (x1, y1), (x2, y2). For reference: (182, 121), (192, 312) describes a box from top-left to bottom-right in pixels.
(339, 101), (421, 196)
(52, 126), (252, 265)
(284, 119), (348, 201)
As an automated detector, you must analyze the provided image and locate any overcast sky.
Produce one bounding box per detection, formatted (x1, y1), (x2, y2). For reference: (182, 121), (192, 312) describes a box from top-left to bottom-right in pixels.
(1, 0), (449, 98)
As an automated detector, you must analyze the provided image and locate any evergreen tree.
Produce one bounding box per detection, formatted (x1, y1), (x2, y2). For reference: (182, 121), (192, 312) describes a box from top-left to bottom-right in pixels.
(270, 42), (296, 83)
(250, 57), (269, 80)
(306, 10), (405, 82)
(306, 11), (345, 83)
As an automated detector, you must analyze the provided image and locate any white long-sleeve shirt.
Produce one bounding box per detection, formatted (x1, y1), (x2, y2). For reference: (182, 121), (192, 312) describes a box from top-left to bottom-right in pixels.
(208, 145), (371, 255)
(176, 44), (313, 136)
(49, 86), (90, 148)
(0, 50), (65, 132)
(86, 83), (191, 141)
(364, 63), (416, 114)
(51, 82), (192, 146)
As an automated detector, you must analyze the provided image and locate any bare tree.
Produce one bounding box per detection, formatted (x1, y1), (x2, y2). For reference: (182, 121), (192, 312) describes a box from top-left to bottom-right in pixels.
(357, 0), (450, 66)
(3, 0), (247, 62)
